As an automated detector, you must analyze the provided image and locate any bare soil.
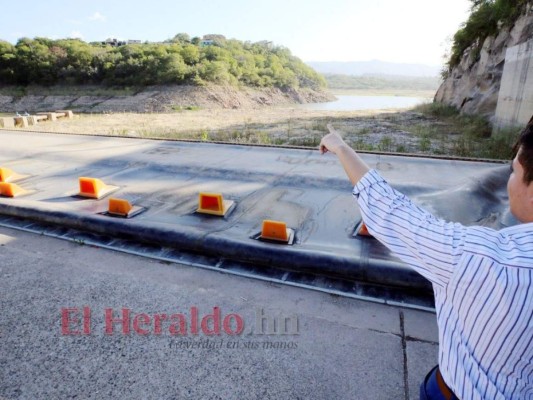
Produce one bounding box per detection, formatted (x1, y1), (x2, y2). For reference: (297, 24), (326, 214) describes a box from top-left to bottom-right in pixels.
(3, 86), (509, 159)
(0, 84), (335, 113)
(7, 105), (450, 154)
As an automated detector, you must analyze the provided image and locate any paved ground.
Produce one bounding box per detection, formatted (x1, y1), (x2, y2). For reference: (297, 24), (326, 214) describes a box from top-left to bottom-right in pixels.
(0, 225), (438, 400)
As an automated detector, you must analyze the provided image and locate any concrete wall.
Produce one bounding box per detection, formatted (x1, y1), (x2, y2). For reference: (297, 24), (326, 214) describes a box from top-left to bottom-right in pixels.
(494, 39), (533, 129)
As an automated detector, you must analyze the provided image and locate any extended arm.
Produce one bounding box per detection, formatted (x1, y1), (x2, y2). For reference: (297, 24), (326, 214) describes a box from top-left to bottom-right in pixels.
(319, 124), (370, 185)
(320, 125), (465, 288)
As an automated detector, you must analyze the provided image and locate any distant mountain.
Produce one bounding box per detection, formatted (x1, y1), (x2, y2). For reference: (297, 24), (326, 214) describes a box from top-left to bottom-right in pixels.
(306, 60), (441, 77)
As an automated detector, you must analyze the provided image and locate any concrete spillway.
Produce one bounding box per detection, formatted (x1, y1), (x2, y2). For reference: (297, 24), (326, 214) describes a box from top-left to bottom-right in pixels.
(0, 130), (514, 310)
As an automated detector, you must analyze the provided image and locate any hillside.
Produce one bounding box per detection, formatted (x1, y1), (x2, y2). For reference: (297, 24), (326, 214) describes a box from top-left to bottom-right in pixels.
(436, 0), (533, 119)
(0, 35), (326, 91)
(0, 34), (337, 112)
(0, 84), (334, 113)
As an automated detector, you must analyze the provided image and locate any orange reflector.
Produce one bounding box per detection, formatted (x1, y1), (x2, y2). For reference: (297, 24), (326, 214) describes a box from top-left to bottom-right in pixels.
(356, 221), (372, 237)
(0, 182), (26, 198)
(105, 198), (144, 218)
(79, 177), (105, 198)
(197, 192), (235, 216)
(261, 220), (290, 242)
(0, 167), (27, 183)
(78, 177), (118, 199)
(108, 198), (133, 216)
(0, 167), (14, 182)
(201, 193), (222, 212)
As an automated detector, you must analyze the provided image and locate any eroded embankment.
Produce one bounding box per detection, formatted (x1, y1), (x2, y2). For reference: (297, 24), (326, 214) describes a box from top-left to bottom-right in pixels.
(0, 84), (335, 113)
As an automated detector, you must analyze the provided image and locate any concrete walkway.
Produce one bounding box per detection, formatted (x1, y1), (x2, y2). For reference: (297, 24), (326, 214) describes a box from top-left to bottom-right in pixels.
(0, 226), (438, 400)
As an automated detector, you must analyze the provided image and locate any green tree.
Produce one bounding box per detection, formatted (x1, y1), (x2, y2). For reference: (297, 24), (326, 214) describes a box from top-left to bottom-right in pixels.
(198, 60), (232, 84)
(180, 44), (200, 65)
(1, 34), (326, 90)
(14, 38), (59, 84)
(0, 40), (16, 83)
(171, 33), (191, 43)
(446, 0), (529, 71)
(56, 39), (96, 83)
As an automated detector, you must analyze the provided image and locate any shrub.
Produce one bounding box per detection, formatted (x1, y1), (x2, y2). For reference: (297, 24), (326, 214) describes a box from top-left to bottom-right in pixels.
(0, 36), (325, 90)
(445, 0), (529, 73)
(414, 102), (459, 118)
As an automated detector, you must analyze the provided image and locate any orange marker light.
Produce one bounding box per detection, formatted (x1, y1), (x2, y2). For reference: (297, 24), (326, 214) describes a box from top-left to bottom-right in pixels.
(78, 177), (118, 199)
(79, 177), (105, 198)
(106, 198), (144, 218)
(261, 220), (290, 242)
(201, 193), (222, 212)
(0, 167), (27, 183)
(108, 198), (133, 216)
(0, 167), (14, 182)
(0, 182), (26, 198)
(356, 221), (372, 237)
(197, 192), (235, 216)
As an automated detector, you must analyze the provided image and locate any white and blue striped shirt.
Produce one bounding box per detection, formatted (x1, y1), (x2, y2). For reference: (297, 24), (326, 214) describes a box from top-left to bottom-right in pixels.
(353, 169), (533, 400)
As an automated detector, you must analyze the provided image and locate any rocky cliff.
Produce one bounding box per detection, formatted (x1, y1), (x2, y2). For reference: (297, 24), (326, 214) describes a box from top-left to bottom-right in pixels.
(0, 84), (335, 113)
(435, 10), (533, 120)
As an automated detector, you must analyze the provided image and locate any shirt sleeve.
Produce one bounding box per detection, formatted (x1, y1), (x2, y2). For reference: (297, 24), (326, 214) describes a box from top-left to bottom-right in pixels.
(352, 169), (467, 288)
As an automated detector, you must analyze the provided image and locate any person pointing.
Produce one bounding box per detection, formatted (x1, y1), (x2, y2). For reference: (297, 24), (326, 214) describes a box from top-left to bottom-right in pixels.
(320, 123), (533, 400)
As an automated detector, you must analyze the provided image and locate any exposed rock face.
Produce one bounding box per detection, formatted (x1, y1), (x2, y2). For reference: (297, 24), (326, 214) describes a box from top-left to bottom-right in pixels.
(435, 11), (533, 120)
(0, 85), (335, 113)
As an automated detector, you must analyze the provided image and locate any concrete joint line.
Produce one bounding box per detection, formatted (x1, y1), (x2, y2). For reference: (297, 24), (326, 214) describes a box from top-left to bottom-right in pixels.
(400, 310), (410, 400)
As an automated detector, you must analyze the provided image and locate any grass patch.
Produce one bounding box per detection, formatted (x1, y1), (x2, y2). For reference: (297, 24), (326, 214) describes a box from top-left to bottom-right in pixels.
(352, 139), (375, 152)
(10, 104), (521, 161)
(418, 136), (432, 152)
(414, 102), (459, 118)
(395, 144), (407, 153)
(172, 105), (201, 112)
(377, 136), (395, 152)
(408, 102), (520, 159)
(288, 135), (321, 147)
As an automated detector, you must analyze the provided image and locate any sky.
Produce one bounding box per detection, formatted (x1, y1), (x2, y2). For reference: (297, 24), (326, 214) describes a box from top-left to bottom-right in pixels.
(1, 0), (471, 67)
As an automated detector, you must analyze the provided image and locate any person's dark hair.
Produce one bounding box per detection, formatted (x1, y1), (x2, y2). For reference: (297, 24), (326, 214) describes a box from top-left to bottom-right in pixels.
(513, 116), (533, 184)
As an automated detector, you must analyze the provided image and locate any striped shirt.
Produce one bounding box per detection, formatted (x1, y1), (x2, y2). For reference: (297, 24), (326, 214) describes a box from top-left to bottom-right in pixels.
(352, 169), (533, 400)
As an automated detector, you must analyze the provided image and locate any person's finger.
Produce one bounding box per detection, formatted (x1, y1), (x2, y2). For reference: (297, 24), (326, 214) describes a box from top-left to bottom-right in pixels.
(319, 138), (329, 154)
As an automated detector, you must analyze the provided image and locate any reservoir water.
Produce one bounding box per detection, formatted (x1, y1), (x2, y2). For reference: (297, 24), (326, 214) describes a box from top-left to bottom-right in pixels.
(298, 95), (430, 111)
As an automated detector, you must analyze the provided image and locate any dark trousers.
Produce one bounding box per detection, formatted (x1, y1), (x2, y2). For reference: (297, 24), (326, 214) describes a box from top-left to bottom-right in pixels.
(420, 365), (459, 400)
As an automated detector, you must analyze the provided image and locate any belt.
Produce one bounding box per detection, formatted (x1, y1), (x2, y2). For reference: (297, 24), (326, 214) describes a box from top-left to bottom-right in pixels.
(436, 367), (457, 400)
